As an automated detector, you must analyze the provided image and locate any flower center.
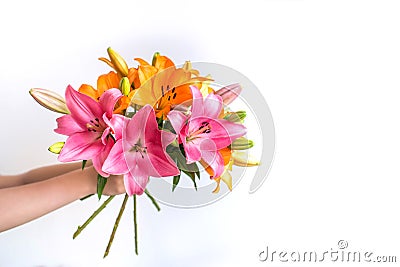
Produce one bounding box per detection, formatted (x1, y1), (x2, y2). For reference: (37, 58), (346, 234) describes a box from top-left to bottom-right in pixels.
(187, 121), (211, 141)
(86, 118), (102, 132)
(130, 139), (147, 159)
(157, 85), (177, 109)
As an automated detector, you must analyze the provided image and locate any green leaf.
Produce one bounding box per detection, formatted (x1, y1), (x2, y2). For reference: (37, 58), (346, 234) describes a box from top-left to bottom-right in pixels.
(182, 170), (197, 191)
(157, 115), (164, 129)
(172, 173), (181, 192)
(97, 174), (107, 200)
(81, 160), (87, 170)
(166, 144), (200, 191)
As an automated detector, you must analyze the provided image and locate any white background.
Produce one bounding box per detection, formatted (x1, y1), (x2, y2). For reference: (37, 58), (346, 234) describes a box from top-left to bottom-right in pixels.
(1, 0), (400, 266)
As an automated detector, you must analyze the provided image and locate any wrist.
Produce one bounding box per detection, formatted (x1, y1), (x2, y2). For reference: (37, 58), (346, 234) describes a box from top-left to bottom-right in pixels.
(79, 167), (98, 197)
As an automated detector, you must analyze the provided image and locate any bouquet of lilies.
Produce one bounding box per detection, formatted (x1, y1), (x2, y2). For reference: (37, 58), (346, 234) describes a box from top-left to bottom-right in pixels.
(30, 48), (258, 257)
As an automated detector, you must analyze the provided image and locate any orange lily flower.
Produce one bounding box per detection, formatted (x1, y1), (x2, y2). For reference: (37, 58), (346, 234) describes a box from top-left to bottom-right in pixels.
(78, 70), (139, 114)
(131, 54), (210, 119)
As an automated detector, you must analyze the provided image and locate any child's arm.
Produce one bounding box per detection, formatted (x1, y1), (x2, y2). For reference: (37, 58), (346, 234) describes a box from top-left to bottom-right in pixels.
(0, 161), (92, 189)
(0, 166), (125, 233)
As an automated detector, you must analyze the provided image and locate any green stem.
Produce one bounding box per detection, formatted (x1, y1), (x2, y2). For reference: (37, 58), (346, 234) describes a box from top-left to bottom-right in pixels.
(103, 194), (129, 258)
(134, 194), (138, 255)
(144, 189), (160, 212)
(73, 195), (115, 239)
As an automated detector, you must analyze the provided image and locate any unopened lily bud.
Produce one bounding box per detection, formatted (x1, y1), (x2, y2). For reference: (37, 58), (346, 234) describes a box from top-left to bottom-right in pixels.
(119, 77), (131, 96)
(224, 111), (246, 122)
(232, 151), (260, 167)
(231, 137), (254, 150)
(152, 52), (160, 66)
(215, 83), (242, 105)
(107, 47), (129, 77)
(48, 142), (65, 154)
(29, 88), (69, 114)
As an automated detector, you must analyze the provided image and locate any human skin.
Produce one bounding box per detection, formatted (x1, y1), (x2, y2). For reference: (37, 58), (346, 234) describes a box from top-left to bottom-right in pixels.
(0, 163), (125, 232)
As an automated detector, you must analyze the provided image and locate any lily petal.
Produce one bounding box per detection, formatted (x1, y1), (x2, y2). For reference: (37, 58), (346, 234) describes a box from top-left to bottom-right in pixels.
(183, 139), (202, 163)
(92, 137), (114, 177)
(124, 171), (148, 196)
(65, 85), (103, 126)
(167, 110), (187, 135)
(99, 88), (122, 118)
(189, 85), (204, 118)
(55, 114), (85, 136)
(201, 149), (224, 178)
(106, 114), (129, 140)
(102, 139), (129, 174)
(203, 93), (223, 118)
(210, 120), (247, 148)
(58, 132), (103, 162)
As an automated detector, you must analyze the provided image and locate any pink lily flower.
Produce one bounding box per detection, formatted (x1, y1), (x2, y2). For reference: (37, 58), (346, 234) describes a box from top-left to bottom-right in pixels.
(55, 85), (124, 177)
(102, 105), (180, 196)
(167, 86), (247, 178)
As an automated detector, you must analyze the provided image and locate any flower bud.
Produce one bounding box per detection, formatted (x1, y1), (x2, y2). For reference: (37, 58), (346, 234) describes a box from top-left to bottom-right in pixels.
(29, 88), (69, 114)
(232, 151), (260, 167)
(231, 137), (254, 150)
(224, 111), (246, 122)
(48, 142), (65, 154)
(106, 47), (129, 77)
(119, 77), (131, 96)
(215, 83), (242, 105)
(152, 52), (160, 66)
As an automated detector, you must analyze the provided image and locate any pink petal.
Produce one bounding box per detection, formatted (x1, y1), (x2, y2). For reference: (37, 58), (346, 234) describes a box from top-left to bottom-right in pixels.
(65, 85), (103, 126)
(102, 139), (129, 175)
(92, 137), (114, 177)
(148, 151), (180, 177)
(124, 167), (149, 196)
(189, 85), (204, 118)
(203, 93), (223, 119)
(107, 114), (129, 140)
(201, 150), (225, 178)
(101, 126), (111, 145)
(167, 110), (187, 135)
(58, 132), (103, 162)
(99, 88), (122, 118)
(210, 119), (247, 148)
(161, 130), (177, 148)
(215, 83), (242, 105)
(54, 114), (85, 136)
(143, 105), (159, 147)
(125, 105), (153, 147)
(183, 139), (202, 164)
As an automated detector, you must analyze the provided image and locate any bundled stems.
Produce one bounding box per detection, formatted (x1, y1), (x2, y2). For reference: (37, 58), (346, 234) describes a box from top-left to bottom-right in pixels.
(104, 194), (129, 258)
(73, 195), (115, 239)
(133, 194), (138, 255)
(144, 189), (160, 212)
(73, 190), (160, 257)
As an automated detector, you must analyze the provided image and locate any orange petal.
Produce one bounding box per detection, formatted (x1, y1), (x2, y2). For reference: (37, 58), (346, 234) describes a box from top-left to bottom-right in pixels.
(135, 58), (151, 66)
(128, 68), (140, 89)
(154, 55), (175, 70)
(78, 84), (99, 101)
(97, 71), (120, 95)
